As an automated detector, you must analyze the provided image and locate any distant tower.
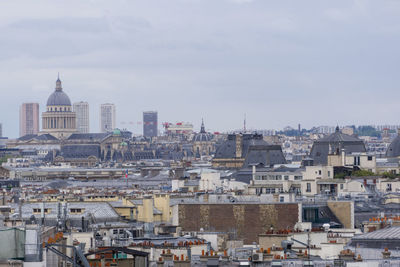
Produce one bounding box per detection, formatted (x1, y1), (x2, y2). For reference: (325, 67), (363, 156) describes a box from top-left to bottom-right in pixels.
(20, 103), (39, 137)
(73, 101), (90, 133)
(100, 103), (116, 133)
(0, 123), (2, 138)
(143, 111), (158, 137)
(200, 118), (206, 133)
(41, 76), (77, 139)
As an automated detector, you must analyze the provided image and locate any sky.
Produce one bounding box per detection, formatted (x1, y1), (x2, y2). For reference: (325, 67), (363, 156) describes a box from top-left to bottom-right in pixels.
(1, 0), (400, 138)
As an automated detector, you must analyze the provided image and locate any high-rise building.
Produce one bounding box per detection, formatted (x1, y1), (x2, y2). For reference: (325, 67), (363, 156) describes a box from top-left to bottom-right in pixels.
(100, 103), (116, 133)
(73, 101), (89, 133)
(20, 103), (40, 137)
(41, 77), (77, 139)
(143, 111), (158, 137)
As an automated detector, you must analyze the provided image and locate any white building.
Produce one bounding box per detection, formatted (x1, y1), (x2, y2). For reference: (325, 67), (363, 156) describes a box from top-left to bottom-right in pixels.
(73, 101), (89, 133)
(100, 103), (116, 133)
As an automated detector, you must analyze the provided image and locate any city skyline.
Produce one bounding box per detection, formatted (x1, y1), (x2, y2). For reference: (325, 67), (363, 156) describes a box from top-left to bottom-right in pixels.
(2, 1), (400, 137)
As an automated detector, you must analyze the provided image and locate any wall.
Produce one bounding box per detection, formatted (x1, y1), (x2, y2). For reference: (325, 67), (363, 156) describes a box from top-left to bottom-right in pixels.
(327, 201), (354, 229)
(154, 194), (170, 222)
(177, 203), (300, 244)
(258, 234), (288, 249)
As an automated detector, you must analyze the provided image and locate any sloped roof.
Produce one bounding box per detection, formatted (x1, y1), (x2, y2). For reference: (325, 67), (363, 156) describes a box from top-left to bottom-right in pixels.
(310, 128), (366, 165)
(59, 145), (100, 159)
(18, 134), (58, 142)
(67, 133), (110, 141)
(353, 226), (400, 240)
(317, 131), (363, 143)
(386, 135), (400, 157)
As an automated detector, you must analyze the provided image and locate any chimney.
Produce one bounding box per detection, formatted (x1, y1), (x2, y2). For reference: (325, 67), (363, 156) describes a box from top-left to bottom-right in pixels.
(341, 149), (346, 166)
(235, 134), (243, 158)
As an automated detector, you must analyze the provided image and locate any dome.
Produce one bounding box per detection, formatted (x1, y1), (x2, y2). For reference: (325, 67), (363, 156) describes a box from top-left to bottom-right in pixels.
(386, 130), (400, 157)
(192, 119), (213, 142)
(113, 129), (121, 136)
(46, 78), (72, 106)
(193, 133), (212, 142)
(47, 91), (72, 106)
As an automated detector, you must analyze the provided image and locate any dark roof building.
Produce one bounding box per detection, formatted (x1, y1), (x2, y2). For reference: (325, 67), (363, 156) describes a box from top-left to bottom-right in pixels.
(213, 133), (286, 169)
(310, 126), (366, 165)
(386, 129), (400, 158)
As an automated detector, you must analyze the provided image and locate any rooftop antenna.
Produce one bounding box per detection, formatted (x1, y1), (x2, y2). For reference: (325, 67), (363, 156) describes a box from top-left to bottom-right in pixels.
(244, 114), (247, 133)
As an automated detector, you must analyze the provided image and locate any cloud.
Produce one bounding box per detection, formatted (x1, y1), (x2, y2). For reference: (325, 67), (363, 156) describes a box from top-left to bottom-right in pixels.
(0, 0), (400, 137)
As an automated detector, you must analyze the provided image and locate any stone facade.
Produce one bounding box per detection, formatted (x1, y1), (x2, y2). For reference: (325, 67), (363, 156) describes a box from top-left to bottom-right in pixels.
(177, 203), (300, 244)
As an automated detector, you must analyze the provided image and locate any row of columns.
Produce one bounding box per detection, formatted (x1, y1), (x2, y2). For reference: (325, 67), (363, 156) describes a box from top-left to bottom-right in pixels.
(43, 116), (76, 130)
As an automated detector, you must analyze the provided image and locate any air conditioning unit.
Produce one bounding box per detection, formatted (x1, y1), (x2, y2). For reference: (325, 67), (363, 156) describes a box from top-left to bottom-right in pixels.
(252, 253), (263, 262)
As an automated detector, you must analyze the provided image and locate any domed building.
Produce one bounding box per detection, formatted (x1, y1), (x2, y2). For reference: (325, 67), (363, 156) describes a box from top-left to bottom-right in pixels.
(386, 129), (400, 158)
(310, 126), (366, 165)
(41, 77), (77, 139)
(192, 119), (214, 157)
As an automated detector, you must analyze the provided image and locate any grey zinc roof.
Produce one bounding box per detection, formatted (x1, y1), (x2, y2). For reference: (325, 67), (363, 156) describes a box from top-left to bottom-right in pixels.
(192, 132), (213, 142)
(214, 134), (272, 159)
(18, 134), (38, 141)
(18, 134), (58, 142)
(310, 129), (366, 165)
(12, 202), (120, 222)
(243, 145), (287, 168)
(35, 134), (58, 141)
(47, 89), (72, 106)
(67, 133), (111, 141)
(59, 145), (101, 159)
(386, 135), (400, 157)
(353, 226), (400, 240)
(317, 130), (362, 142)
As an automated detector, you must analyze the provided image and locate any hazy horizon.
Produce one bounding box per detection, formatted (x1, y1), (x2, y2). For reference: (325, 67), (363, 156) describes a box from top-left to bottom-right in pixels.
(1, 0), (400, 138)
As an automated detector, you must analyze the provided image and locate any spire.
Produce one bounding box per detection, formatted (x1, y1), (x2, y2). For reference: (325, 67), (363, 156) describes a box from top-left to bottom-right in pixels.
(335, 125), (340, 133)
(200, 118), (206, 133)
(55, 73), (62, 91)
(244, 113), (246, 133)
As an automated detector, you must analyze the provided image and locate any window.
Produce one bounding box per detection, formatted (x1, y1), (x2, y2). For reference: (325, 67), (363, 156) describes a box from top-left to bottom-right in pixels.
(33, 208), (48, 213)
(284, 175), (289, 180)
(318, 170), (322, 175)
(340, 184), (344, 190)
(306, 183), (311, 192)
(294, 176), (302, 180)
(354, 156), (360, 166)
(70, 208), (83, 214)
(387, 184), (392, 192)
(328, 171), (331, 177)
(368, 156), (373, 161)
(256, 188), (262, 195)
(280, 196), (284, 203)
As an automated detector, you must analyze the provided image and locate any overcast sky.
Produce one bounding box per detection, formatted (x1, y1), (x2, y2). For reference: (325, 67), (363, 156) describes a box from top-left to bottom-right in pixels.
(1, 0), (400, 138)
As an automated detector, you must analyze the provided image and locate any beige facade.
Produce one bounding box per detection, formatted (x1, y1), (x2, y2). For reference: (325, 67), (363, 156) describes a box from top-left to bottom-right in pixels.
(327, 152), (376, 173)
